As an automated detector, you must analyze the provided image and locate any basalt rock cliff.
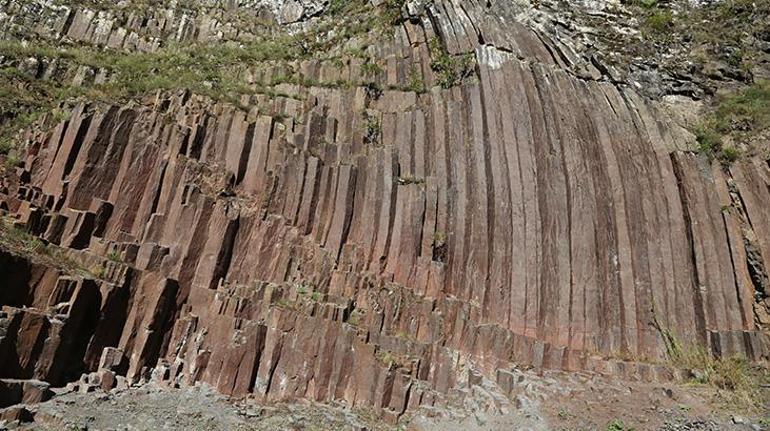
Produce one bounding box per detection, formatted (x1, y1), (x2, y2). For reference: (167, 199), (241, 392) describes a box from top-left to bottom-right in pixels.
(0, 0), (768, 425)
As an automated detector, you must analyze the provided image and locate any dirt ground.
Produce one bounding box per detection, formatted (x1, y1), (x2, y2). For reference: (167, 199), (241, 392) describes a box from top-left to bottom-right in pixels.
(5, 366), (767, 431)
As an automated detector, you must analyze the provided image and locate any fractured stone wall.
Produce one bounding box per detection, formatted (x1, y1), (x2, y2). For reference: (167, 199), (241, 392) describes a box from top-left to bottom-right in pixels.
(0, 0), (769, 421)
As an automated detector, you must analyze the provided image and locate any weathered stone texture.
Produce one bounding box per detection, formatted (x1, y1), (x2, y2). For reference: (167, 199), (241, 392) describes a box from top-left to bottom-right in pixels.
(0, 0), (768, 421)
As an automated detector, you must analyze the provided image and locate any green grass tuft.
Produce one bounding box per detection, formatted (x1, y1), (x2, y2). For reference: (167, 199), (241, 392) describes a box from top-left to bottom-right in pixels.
(694, 80), (769, 164)
(428, 38), (475, 89)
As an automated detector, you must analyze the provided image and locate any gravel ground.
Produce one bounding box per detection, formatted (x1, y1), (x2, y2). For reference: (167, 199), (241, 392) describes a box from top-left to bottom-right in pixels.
(3, 369), (766, 431)
(17, 384), (380, 431)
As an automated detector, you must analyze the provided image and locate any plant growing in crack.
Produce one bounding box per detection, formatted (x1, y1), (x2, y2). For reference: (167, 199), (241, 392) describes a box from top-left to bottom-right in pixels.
(363, 112), (381, 145)
(360, 60), (383, 78)
(107, 250), (123, 262)
(427, 37), (476, 89)
(432, 231), (448, 263)
(397, 175), (425, 185)
(407, 66), (425, 94)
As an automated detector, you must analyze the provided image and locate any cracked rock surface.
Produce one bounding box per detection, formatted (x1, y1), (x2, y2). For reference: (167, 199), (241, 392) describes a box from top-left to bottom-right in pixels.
(0, 0), (768, 429)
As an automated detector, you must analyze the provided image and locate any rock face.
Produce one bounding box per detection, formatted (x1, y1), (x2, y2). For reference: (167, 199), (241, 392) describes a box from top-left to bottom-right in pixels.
(0, 0), (768, 422)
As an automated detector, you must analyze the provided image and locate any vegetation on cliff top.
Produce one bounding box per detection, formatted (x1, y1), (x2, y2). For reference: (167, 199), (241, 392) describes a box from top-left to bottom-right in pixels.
(0, 37), (304, 157)
(696, 80), (770, 163)
(630, 0), (769, 75)
(0, 0), (428, 158)
(621, 0), (770, 163)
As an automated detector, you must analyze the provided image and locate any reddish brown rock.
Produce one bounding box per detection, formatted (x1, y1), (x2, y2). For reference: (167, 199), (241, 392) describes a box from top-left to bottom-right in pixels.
(0, 0), (768, 422)
(0, 379), (52, 408)
(0, 405), (34, 423)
